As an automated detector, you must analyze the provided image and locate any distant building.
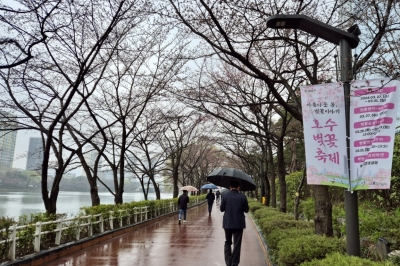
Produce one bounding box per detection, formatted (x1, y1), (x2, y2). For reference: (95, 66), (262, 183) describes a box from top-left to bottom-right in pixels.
(26, 137), (44, 171)
(0, 111), (18, 168)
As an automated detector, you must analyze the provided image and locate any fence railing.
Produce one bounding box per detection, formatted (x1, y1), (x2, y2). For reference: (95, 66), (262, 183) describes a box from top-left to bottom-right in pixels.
(0, 197), (202, 263)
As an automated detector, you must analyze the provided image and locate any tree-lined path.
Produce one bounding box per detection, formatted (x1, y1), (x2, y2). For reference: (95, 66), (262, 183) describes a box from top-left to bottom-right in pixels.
(46, 203), (267, 266)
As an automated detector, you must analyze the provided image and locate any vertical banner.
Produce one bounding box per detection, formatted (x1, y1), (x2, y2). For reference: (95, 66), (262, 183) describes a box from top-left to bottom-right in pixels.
(301, 83), (348, 188)
(350, 79), (400, 190)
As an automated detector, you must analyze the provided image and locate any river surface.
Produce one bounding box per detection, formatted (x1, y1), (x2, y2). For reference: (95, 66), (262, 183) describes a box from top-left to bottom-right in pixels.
(0, 191), (173, 219)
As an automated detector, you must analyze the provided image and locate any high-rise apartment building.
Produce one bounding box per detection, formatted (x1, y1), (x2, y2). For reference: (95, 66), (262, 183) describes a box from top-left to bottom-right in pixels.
(26, 137), (44, 171)
(0, 111), (17, 168)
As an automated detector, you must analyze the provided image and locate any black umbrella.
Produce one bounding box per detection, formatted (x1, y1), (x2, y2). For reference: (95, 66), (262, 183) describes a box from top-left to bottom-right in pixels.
(206, 167), (256, 191)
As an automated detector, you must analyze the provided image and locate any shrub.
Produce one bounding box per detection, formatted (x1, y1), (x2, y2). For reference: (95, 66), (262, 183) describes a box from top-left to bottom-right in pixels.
(285, 171), (306, 213)
(277, 235), (346, 265)
(299, 197), (315, 221)
(253, 207), (287, 220)
(249, 201), (264, 212)
(268, 227), (314, 250)
(300, 252), (394, 266)
(332, 202), (346, 238)
(0, 217), (15, 263)
(260, 219), (311, 239)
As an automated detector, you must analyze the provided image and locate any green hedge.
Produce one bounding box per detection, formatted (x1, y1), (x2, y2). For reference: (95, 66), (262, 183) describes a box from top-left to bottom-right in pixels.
(277, 235), (346, 265)
(268, 227), (314, 250)
(253, 207), (291, 221)
(247, 193), (400, 265)
(300, 252), (394, 266)
(260, 219), (311, 239)
(249, 201), (264, 212)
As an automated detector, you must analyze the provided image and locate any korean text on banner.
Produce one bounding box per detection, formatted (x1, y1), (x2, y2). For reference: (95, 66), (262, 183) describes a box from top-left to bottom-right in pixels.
(301, 83), (348, 188)
(350, 79), (400, 190)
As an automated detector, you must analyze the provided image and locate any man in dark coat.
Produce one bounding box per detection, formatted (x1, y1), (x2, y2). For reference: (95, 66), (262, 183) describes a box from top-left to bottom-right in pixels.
(206, 189), (215, 215)
(178, 190), (189, 224)
(220, 180), (249, 266)
(215, 190), (221, 204)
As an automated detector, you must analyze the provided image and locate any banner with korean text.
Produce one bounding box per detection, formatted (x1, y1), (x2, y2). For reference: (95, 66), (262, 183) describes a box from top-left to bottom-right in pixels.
(350, 79), (400, 190)
(301, 78), (400, 190)
(301, 82), (348, 188)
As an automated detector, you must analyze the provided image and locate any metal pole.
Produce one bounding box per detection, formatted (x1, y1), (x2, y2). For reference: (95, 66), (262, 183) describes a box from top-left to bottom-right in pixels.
(340, 38), (360, 256)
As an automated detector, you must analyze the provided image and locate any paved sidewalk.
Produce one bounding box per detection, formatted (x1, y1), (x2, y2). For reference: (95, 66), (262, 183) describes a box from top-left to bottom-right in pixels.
(47, 202), (268, 266)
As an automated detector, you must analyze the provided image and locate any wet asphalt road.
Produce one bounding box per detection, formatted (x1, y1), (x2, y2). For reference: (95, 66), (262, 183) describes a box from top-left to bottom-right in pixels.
(46, 202), (267, 266)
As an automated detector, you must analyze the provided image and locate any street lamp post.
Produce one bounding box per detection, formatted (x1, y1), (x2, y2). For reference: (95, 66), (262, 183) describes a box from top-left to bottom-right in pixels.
(266, 14), (361, 256)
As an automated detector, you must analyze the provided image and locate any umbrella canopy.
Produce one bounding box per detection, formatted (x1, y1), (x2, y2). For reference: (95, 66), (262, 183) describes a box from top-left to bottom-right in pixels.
(206, 167), (256, 191)
(201, 184), (219, 190)
(179, 185), (198, 192)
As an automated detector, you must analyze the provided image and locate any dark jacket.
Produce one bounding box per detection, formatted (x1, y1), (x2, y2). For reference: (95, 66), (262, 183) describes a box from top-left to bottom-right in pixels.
(178, 193), (189, 209)
(206, 192), (215, 203)
(220, 190), (249, 229)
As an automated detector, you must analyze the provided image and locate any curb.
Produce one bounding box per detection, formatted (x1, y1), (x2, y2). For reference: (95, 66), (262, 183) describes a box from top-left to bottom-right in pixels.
(248, 212), (275, 266)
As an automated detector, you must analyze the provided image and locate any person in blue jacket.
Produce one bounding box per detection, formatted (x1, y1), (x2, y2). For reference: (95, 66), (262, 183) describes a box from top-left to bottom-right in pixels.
(220, 180), (249, 266)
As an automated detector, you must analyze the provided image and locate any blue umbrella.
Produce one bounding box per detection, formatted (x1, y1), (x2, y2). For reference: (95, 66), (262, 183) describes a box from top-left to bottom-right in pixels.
(201, 184), (219, 189)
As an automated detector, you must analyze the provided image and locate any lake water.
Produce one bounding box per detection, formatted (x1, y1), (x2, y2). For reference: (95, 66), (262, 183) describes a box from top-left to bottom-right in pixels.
(0, 191), (173, 219)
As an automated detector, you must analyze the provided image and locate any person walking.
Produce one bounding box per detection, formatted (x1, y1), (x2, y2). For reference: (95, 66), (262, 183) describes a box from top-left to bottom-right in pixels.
(220, 180), (249, 266)
(178, 190), (189, 224)
(206, 189), (215, 215)
(215, 190), (221, 204)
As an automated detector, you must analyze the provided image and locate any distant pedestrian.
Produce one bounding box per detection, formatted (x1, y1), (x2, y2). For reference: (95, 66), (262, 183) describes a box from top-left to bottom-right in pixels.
(216, 190), (221, 204)
(178, 190), (189, 224)
(220, 180), (249, 266)
(206, 189), (215, 215)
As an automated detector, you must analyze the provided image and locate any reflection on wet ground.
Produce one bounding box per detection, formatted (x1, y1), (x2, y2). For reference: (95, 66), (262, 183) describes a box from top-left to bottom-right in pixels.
(47, 202), (267, 266)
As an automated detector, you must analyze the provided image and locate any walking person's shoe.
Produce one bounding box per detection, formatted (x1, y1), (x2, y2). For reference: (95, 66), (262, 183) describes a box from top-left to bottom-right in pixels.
(178, 219), (181, 224)
(183, 220), (186, 223)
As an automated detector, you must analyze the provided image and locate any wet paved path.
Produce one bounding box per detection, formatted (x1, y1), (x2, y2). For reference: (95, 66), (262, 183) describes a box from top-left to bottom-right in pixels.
(47, 202), (267, 266)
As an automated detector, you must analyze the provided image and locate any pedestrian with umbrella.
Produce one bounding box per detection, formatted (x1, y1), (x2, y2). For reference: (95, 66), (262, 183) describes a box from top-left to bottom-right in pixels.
(206, 168), (255, 266)
(220, 180), (249, 266)
(177, 190), (189, 224)
(206, 189), (215, 215)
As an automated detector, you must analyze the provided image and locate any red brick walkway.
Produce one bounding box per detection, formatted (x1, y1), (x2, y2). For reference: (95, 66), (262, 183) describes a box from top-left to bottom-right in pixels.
(46, 202), (267, 266)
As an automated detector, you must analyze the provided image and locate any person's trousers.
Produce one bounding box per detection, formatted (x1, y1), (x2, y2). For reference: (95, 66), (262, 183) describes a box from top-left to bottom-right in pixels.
(178, 208), (187, 220)
(224, 228), (243, 266)
(208, 202), (213, 213)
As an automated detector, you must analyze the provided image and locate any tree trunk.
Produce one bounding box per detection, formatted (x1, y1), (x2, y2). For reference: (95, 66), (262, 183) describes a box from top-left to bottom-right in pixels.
(115, 190), (123, 205)
(313, 185), (333, 236)
(113, 168), (123, 205)
(173, 165), (179, 198)
(264, 173), (271, 206)
(48, 185), (60, 215)
(276, 140), (287, 213)
(267, 137), (276, 208)
(151, 178), (161, 200)
(294, 167), (306, 220)
(90, 186), (100, 206)
(79, 151), (100, 206)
